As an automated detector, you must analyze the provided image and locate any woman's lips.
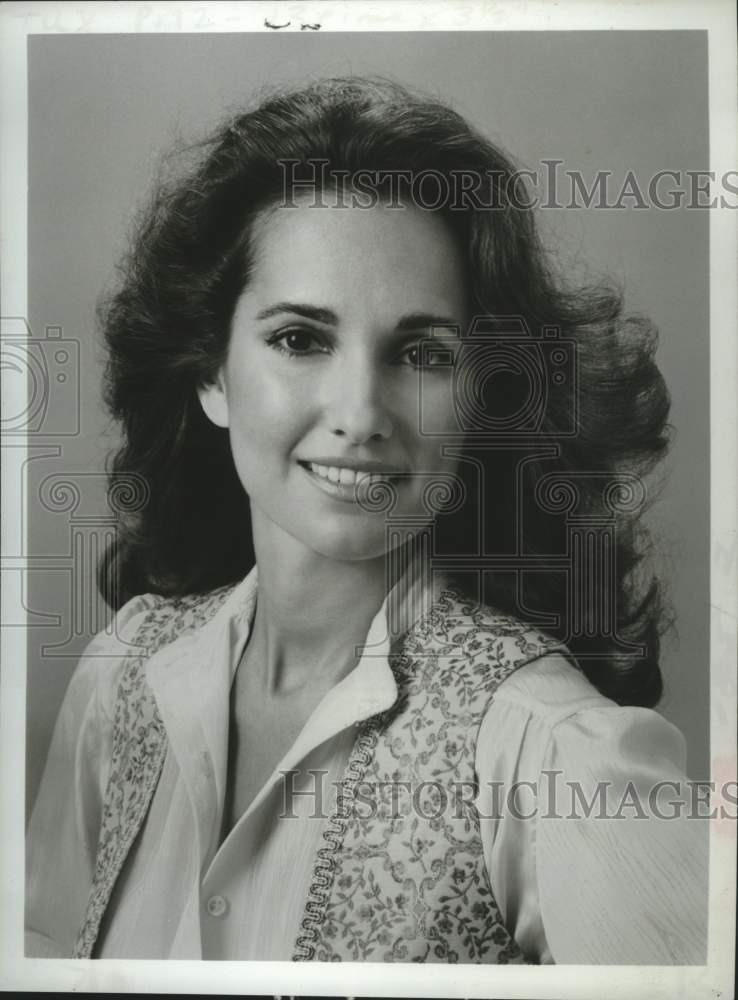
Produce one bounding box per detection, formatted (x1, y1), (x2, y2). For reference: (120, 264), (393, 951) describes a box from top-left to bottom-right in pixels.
(298, 460), (402, 504)
(303, 461), (396, 486)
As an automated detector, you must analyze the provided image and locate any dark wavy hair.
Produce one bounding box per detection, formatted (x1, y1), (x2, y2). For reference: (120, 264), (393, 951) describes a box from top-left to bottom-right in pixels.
(98, 76), (670, 707)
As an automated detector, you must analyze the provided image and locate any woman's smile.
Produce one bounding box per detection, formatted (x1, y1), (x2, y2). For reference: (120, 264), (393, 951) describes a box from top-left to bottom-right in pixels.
(198, 197), (469, 560)
(298, 459), (403, 505)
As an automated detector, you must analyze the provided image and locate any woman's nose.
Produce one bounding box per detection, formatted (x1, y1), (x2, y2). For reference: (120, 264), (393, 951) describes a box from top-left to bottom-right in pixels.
(324, 356), (393, 444)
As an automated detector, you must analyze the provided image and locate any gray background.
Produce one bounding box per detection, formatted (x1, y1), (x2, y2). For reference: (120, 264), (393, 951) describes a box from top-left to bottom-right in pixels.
(25, 31), (709, 812)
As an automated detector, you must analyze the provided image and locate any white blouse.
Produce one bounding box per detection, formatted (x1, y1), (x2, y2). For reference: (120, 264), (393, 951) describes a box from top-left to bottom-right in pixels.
(25, 569), (708, 963)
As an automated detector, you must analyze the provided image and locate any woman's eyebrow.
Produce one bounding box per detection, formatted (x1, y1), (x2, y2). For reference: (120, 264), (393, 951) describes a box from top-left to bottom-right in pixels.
(395, 312), (459, 332)
(256, 303), (458, 331)
(255, 302), (338, 324)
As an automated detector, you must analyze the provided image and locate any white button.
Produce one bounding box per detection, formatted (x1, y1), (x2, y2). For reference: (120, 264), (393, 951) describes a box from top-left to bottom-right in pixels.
(206, 894), (228, 917)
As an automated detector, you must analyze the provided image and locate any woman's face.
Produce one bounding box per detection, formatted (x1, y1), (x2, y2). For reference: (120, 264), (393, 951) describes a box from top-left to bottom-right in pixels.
(198, 196), (469, 562)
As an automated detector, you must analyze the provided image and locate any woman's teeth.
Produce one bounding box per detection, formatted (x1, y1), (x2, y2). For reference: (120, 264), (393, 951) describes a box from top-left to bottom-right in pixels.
(308, 463), (393, 486)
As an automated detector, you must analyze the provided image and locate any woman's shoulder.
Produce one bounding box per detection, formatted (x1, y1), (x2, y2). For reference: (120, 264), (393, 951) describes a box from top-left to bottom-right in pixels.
(119, 581), (240, 655)
(428, 588), (686, 751)
(492, 652), (610, 718)
(70, 581), (242, 706)
(83, 583), (237, 661)
(480, 651), (688, 775)
(416, 586), (569, 668)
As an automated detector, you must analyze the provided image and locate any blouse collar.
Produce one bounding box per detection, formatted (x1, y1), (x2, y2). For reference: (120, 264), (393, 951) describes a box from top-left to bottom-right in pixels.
(145, 559), (442, 864)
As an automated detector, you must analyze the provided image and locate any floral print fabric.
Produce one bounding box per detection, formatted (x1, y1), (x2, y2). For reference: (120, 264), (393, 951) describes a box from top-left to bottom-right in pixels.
(74, 585), (564, 962)
(294, 589), (565, 963)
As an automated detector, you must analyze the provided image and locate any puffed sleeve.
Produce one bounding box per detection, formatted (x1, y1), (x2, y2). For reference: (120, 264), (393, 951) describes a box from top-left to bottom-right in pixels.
(25, 595), (155, 957)
(476, 655), (709, 965)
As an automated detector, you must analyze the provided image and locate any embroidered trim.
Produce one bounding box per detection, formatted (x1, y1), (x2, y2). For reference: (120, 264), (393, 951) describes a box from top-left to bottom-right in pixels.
(73, 599), (167, 958)
(292, 586), (566, 964)
(73, 584), (237, 958)
(292, 709), (391, 960)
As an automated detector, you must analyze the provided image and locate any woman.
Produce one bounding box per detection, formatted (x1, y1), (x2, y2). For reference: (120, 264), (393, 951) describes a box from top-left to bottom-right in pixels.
(26, 77), (706, 963)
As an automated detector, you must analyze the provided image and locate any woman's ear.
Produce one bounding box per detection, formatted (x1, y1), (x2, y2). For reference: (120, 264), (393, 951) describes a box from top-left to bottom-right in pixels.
(197, 372), (230, 429)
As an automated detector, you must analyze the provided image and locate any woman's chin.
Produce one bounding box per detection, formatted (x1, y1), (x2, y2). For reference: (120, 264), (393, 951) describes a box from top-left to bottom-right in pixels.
(269, 515), (398, 564)
(299, 530), (391, 563)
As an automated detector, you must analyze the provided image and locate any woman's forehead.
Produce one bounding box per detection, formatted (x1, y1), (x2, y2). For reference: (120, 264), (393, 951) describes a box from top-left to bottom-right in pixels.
(243, 198), (470, 322)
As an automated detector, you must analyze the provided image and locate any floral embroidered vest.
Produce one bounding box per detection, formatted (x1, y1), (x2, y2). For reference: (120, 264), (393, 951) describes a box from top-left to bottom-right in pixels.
(73, 584), (566, 962)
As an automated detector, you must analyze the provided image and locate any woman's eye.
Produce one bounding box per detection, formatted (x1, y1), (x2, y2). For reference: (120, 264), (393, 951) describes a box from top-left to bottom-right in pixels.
(400, 344), (423, 368)
(398, 342), (455, 369)
(267, 328), (326, 357)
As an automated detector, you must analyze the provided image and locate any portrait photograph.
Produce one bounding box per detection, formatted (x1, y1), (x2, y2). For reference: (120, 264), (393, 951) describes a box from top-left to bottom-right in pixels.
(1, 2), (735, 998)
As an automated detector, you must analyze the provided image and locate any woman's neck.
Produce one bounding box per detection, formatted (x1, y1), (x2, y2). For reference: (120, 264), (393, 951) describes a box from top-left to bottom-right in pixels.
(246, 512), (392, 695)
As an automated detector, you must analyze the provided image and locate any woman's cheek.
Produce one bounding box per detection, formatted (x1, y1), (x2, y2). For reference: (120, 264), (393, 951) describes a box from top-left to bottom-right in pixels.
(230, 360), (290, 428)
(414, 373), (458, 438)
(227, 371), (310, 473)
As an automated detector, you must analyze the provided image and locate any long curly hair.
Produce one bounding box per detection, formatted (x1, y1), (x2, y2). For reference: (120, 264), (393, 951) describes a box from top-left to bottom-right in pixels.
(98, 77), (670, 707)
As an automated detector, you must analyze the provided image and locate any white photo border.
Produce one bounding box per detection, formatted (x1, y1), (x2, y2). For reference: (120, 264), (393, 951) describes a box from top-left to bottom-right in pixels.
(1, 1), (735, 996)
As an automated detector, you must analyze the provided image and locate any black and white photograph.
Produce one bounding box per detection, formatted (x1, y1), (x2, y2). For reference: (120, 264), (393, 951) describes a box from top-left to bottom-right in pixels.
(1, 2), (735, 997)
